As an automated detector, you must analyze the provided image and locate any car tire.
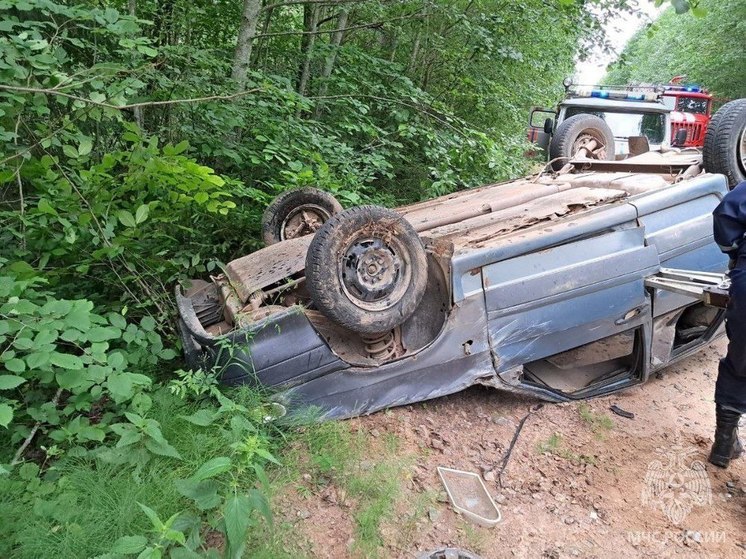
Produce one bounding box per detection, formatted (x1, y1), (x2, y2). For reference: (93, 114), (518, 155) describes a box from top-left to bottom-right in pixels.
(703, 98), (746, 189)
(305, 205), (428, 334)
(549, 114), (616, 170)
(262, 187), (343, 245)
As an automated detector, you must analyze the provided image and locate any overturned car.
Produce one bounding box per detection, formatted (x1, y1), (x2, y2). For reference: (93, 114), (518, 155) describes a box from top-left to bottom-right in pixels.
(176, 101), (746, 419)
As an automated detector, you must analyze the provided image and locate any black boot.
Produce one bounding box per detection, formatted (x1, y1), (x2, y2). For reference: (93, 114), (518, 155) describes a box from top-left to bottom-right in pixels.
(709, 405), (743, 468)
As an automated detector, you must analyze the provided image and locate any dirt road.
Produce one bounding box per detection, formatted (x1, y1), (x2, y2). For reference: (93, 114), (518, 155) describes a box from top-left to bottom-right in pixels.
(279, 338), (745, 559)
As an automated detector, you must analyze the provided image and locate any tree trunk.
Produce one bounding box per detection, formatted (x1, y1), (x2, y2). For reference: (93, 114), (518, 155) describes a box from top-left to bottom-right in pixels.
(128, 0), (145, 130)
(407, 30), (421, 75)
(296, 5), (320, 100)
(252, 6), (276, 67)
(231, 0), (263, 87)
(314, 8), (348, 118)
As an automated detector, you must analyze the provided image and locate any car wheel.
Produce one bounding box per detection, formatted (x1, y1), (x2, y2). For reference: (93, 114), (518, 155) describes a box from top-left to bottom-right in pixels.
(549, 114), (616, 170)
(305, 205), (428, 334)
(262, 187), (343, 245)
(703, 98), (746, 189)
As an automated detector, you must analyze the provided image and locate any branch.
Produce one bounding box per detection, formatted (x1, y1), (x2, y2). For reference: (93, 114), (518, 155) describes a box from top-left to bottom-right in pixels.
(497, 404), (543, 488)
(12, 388), (63, 466)
(255, 11), (425, 38)
(0, 85), (264, 111)
(309, 93), (468, 136)
(260, 0), (364, 13)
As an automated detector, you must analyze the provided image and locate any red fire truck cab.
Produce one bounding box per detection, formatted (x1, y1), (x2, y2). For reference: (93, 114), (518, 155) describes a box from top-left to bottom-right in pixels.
(661, 84), (712, 148)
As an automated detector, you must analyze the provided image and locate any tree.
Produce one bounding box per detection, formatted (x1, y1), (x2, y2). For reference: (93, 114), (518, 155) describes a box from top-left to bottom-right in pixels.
(605, 0), (746, 100)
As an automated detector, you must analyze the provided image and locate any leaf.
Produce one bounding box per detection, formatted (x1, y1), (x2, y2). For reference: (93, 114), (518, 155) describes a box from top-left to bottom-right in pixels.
(248, 488), (273, 528)
(254, 447), (281, 465)
(192, 457), (232, 481)
(144, 437), (182, 460)
(193, 192), (209, 204)
(179, 409), (215, 426)
(118, 210), (137, 228)
(136, 546), (161, 559)
(86, 326), (121, 343)
(37, 198), (57, 215)
(137, 503), (164, 531)
(0, 375), (26, 390)
(174, 479), (221, 510)
(78, 136), (93, 156)
(140, 316), (156, 331)
(223, 494), (251, 558)
(3, 358), (25, 373)
(135, 204), (149, 224)
(62, 144), (79, 159)
(50, 352), (83, 370)
(111, 535), (147, 554)
(0, 403), (13, 428)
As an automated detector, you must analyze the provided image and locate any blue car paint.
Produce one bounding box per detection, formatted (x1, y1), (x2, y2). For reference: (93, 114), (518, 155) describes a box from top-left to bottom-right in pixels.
(177, 173), (730, 419)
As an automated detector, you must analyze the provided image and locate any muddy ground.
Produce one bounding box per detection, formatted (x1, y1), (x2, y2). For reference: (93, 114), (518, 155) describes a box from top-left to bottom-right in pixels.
(275, 338), (745, 559)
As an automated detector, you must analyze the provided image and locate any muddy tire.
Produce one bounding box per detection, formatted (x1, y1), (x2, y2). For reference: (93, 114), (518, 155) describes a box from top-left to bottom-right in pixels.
(262, 187), (343, 245)
(305, 205), (427, 334)
(549, 114), (615, 170)
(703, 98), (746, 189)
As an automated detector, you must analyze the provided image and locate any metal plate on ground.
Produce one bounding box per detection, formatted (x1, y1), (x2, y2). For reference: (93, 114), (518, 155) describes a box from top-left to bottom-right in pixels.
(437, 467), (501, 527)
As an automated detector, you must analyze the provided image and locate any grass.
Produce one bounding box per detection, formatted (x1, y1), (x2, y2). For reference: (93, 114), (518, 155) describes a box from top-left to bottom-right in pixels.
(1, 388), (305, 559)
(578, 403), (614, 439)
(536, 432), (596, 466)
(3, 387), (411, 559)
(286, 421), (410, 558)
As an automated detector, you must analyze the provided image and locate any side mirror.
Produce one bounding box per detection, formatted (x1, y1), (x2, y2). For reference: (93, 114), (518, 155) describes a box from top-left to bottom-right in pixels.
(543, 118), (554, 135)
(673, 128), (688, 147)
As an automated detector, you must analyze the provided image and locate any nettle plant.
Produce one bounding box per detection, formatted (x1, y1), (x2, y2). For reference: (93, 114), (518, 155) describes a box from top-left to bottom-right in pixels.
(0, 270), (174, 462)
(105, 393), (280, 559)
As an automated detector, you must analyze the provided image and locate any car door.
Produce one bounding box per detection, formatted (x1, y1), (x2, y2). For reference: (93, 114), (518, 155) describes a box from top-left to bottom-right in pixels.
(481, 202), (660, 398)
(629, 174), (730, 368)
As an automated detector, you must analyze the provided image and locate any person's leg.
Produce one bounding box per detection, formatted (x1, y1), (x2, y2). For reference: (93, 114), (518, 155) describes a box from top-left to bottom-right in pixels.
(710, 261), (746, 467)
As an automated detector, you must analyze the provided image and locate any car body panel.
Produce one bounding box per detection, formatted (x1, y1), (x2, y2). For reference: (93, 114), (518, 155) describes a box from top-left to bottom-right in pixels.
(177, 172), (731, 419)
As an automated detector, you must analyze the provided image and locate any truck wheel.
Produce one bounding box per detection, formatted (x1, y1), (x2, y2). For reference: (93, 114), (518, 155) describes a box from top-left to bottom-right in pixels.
(262, 187), (343, 245)
(305, 205), (427, 334)
(703, 98), (746, 189)
(549, 114), (615, 170)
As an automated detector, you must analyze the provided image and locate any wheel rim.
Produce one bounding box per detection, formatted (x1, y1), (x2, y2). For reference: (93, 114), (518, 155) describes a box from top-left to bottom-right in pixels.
(571, 132), (607, 160)
(280, 204), (331, 240)
(739, 127), (746, 176)
(339, 234), (411, 312)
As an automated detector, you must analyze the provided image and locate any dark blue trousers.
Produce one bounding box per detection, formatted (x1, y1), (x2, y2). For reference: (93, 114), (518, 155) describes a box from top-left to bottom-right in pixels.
(715, 256), (746, 413)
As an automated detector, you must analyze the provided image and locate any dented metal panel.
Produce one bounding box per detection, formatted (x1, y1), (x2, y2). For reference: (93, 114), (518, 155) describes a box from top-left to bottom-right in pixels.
(483, 226), (658, 372)
(631, 174), (729, 317)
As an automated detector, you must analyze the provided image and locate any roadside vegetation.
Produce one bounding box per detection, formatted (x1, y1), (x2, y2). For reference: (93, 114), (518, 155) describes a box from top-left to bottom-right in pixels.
(0, 0), (713, 557)
(604, 0), (745, 100)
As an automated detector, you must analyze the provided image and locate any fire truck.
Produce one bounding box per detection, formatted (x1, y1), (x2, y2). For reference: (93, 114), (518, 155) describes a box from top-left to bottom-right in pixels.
(661, 78), (713, 148)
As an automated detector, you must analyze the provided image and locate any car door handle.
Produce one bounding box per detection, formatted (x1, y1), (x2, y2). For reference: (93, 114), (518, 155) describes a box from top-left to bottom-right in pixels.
(615, 307), (644, 325)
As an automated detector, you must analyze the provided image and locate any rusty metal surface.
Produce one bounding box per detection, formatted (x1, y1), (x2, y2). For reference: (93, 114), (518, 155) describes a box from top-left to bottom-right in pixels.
(224, 235), (312, 303)
(426, 187), (626, 247)
(401, 180), (575, 232)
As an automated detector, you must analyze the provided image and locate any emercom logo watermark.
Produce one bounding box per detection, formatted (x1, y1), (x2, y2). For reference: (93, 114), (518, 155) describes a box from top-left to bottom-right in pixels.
(641, 441), (711, 525)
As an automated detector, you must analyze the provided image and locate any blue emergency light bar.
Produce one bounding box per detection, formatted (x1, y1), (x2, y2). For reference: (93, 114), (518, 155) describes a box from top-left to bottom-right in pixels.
(568, 86), (660, 102)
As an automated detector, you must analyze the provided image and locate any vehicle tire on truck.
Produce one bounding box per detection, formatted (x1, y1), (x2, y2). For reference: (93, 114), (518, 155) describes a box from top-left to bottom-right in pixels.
(703, 98), (746, 189)
(261, 187), (343, 245)
(548, 114), (616, 170)
(304, 205), (428, 334)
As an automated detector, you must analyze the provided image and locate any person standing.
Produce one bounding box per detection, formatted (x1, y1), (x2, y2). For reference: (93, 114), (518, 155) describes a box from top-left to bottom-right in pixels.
(709, 180), (746, 468)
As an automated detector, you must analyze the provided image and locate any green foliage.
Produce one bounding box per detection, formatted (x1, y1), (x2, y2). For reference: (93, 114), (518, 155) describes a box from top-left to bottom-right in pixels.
(605, 1), (746, 100)
(0, 389), (284, 559)
(0, 272), (173, 455)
